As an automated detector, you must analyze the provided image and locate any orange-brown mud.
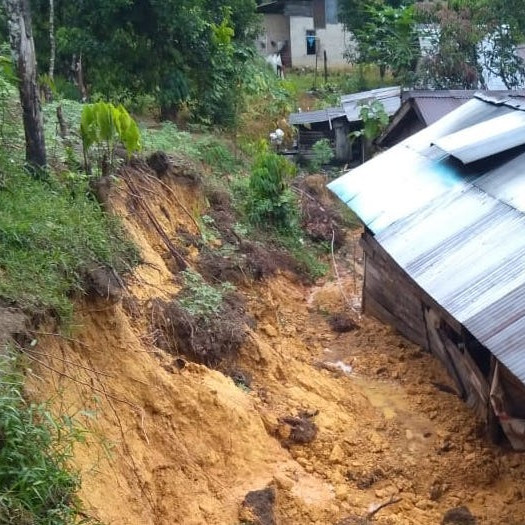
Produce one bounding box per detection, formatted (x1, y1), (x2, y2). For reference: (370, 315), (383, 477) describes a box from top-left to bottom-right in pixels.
(25, 170), (525, 524)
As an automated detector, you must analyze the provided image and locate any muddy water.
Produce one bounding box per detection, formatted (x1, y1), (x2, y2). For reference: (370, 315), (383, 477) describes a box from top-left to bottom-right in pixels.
(352, 375), (436, 454)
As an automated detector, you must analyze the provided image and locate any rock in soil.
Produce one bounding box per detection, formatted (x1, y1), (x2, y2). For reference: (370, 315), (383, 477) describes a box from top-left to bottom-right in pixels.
(278, 411), (318, 447)
(329, 313), (359, 333)
(84, 264), (123, 301)
(147, 151), (171, 176)
(442, 506), (477, 524)
(241, 487), (276, 525)
(0, 307), (28, 348)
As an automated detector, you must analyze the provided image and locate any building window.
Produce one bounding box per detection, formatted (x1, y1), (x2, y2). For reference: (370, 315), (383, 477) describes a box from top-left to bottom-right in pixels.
(306, 30), (317, 55)
(313, 0), (326, 29)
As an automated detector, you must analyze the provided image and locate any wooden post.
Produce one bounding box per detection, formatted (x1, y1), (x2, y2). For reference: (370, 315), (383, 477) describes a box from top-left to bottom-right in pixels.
(324, 50), (328, 84)
(4, 0), (47, 170)
(314, 43), (318, 90)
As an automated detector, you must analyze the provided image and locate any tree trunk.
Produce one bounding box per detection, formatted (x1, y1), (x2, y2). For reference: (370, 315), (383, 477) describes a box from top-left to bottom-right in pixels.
(48, 0), (55, 80)
(4, 0), (47, 170)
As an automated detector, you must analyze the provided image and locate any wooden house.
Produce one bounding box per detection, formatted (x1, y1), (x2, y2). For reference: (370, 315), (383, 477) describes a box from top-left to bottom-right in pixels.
(289, 86), (401, 164)
(329, 92), (525, 450)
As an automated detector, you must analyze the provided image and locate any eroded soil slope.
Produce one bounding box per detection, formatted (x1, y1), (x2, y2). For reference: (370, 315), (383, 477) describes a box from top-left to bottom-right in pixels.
(26, 167), (525, 525)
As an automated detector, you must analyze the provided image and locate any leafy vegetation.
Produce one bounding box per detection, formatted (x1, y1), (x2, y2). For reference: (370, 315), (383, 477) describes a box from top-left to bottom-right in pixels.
(28, 0), (260, 127)
(245, 150), (297, 229)
(0, 352), (98, 524)
(339, 0), (525, 89)
(178, 270), (234, 318)
(0, 170), (139, 320)
(351, 100), (389, 141)
(80, 101), (141, 173)
(347, 3), (419, 84)
(310, 139), (334, 173)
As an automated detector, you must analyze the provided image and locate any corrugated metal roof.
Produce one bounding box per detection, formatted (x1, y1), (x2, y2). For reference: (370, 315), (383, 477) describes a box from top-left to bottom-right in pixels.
(328, 93), (525, 385)
(433, 111), (525, 163)
(289, 87), (403, 127)
(341, 86), (402, 122)
(289, 106), (346, 126)
(378, 90), (525, 147)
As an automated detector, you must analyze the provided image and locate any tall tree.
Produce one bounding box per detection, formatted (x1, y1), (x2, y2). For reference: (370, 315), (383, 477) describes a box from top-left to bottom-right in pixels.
(29, 0), (260, 126)
(416, 0), (525, 89)
(3, 0), (46, 169)
(416, 2), (482, 89)
(345, 3), (419, 83)
(48, 0), (54, 80)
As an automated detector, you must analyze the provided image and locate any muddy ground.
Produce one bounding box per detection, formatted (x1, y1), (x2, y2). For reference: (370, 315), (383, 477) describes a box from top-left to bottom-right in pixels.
(24, 168), (525, 524)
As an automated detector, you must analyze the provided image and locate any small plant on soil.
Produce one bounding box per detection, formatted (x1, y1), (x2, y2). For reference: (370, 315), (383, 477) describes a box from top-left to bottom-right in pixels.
(151, 270), (250, 367)
(80, 101), (141, 174)
(178, 270), (234, 318)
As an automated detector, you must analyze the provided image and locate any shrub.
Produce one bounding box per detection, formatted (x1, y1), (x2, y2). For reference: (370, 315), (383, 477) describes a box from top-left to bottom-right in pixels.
(178, 270), (234, 318)
(309, 138), (334, 172)
(245, 151), (298, 230)
(0, 353), (97, 524)
(151, 271), (248, 367)
(196, 136), (240, 176)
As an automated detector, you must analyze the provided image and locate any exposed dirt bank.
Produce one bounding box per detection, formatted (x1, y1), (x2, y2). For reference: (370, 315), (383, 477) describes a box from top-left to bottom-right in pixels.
(25, 168), (525, 525)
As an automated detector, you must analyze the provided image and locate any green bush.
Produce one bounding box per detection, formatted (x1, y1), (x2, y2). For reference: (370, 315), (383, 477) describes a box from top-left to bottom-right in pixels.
(196, 136), (240, 176)
(0, 353), (98, 524)
(309, 138), (334, 172)
(245, 151), (298, 229)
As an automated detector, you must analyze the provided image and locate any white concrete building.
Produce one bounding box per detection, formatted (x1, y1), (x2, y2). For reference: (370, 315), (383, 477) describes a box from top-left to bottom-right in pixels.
(257, 0), (352, 69)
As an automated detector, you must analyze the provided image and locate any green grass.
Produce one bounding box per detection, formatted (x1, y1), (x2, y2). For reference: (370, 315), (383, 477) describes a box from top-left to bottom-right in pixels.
(0, 169), (139, 320)
(141, 121), (243, 175)
(286, 65), (397, 110)
(0, 352), (99, 524)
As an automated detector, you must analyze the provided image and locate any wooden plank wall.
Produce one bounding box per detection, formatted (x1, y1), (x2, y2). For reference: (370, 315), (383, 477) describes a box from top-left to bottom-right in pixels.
(361, 231), (428, 348)
(362, 231), (491, 420)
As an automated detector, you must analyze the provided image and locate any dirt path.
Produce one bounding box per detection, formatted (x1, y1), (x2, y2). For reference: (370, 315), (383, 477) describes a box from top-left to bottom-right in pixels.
(25, 172), (525, 525)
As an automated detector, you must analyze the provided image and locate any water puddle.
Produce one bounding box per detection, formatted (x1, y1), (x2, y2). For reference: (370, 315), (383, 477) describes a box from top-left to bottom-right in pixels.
(352, 375), (436, 453)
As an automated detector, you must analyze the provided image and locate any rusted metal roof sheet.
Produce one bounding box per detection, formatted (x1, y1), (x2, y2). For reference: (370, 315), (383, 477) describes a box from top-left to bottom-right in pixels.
(289, 106), (346, 126)
(341, 86), (402, 122)
(328, 93), (525, 385)
(404, 90), (481, 126)
(414, 97), (468, 125)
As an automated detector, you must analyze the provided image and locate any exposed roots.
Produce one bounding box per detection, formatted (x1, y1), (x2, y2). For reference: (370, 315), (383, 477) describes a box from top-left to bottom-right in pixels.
(150, 291), (251, 367)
